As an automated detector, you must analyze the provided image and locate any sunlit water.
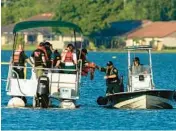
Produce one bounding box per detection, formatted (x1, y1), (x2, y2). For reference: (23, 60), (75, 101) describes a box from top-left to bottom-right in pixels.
(1, 51), (176, 130)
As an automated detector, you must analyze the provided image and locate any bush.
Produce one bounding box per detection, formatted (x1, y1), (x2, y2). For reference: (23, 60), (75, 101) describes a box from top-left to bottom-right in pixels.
(99, 45), (106, 50)
(87, 41), (97, 51)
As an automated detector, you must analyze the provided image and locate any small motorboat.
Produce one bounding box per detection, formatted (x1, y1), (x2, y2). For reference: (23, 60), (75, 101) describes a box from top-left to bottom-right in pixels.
(97, 45), (176, 109)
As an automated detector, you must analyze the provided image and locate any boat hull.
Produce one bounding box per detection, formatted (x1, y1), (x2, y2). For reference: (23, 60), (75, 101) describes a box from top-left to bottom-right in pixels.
(97, 90), (175, 109)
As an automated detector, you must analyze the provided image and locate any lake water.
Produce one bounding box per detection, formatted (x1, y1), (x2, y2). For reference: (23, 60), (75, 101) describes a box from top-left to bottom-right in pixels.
(1, 51), (176, 130)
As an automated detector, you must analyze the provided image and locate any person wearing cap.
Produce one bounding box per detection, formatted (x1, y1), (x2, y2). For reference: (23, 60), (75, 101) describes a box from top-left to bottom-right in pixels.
(37, 42), (49, 61)
(30, 42), (47, 78)
(44, 42), (53, 60)
(41, 41), (54, 68)
(96, 61), (121, 95)
(132, 57), (143, 75)
(78, 48), (96, 80)
(61, 44), (77, 73)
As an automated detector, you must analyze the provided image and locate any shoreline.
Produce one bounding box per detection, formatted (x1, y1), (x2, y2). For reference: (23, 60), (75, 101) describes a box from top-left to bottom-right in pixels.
(1, 45), (176, 53)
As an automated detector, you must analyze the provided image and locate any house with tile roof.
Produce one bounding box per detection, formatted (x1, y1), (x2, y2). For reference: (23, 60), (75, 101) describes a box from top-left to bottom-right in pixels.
(126, 21), (176, 50)
(1, 13), (54, 45)
(1, 13), (83, 49)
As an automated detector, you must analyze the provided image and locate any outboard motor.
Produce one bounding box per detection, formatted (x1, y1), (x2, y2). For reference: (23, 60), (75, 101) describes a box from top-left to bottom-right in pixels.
(34, 76), (50, 108)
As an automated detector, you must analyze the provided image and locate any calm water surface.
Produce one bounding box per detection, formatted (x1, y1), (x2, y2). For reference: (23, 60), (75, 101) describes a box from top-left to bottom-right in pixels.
(1, 51), (176, 130)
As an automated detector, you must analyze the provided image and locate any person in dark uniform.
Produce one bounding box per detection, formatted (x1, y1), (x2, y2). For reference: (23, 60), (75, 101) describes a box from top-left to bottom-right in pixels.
(51, 49), (61, 68)
(43, 41), (53, 68)
(96, 61), (121, 95)
(31, 42), (47, 78)
(12, 44), (33, 79)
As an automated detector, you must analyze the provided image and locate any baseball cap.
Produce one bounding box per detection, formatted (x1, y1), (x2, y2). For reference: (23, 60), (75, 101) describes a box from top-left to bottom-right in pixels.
(82, 49), (88, 54)
(107, 61), (113, 66)
(134, 57), (140, 62)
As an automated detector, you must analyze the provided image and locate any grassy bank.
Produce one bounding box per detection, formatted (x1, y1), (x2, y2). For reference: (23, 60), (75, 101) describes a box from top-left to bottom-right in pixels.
(2, 44), (176, 53)
(1, 44), (37, 51)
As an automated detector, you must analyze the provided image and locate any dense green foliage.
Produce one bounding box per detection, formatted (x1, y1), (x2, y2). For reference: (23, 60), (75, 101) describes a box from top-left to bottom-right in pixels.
(2, 0), (176, 36)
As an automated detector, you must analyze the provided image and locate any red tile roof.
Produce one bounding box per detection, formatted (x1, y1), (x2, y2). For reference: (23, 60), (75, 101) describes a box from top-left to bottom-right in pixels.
(26, 13), (54, 21)
(128, 21), (176, 38)
(2, 13), (54, 33)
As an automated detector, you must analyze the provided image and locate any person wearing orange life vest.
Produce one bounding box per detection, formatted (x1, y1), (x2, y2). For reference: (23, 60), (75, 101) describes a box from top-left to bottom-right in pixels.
(12, 44), (33, 79)
(61, 44), (77, 74)
(36, 42), (49, 61)
(42, 41), (53, 68)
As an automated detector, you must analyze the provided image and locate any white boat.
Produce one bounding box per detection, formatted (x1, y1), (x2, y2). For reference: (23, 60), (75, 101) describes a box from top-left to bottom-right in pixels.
(97, 45), (176, 109)
(4, 20), (84, 109)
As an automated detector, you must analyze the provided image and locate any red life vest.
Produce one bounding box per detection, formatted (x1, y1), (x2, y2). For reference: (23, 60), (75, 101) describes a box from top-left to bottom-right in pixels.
(87, 62), (96, 68)
(64, 51), (73, 62)
(13, 49), (22, 63)
(37, 46), (48, 60)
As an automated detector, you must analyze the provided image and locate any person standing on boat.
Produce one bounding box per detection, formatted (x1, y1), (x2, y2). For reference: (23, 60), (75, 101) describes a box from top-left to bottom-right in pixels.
(12, 44), (33, 79)
(96, 61), (121, 95)
(78, 48), (96, 80)
(61, 44), (77, 74)
(31, 42), (47, 78)
(43, 41), (53, 68)
(51, 49), (61, 72)
(132, 57), (143, 75)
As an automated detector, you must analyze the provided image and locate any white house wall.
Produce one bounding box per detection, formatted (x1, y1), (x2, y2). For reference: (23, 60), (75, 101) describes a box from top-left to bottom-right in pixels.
(62, 36), (82, 42)
(163, 37), (176, 47)
(48, 40), (64, 49)
(37, 34), (44, 43)
(1, 35), (6, 45)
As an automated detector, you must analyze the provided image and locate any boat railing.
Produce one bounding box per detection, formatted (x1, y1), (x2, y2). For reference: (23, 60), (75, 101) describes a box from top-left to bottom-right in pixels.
(6, 61), (82, 98)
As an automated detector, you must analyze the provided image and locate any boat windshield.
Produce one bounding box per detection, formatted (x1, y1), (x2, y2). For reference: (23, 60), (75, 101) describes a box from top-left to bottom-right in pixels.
(131, 65), (151, 75)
